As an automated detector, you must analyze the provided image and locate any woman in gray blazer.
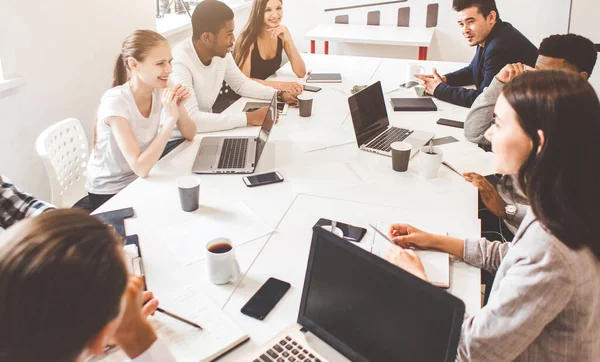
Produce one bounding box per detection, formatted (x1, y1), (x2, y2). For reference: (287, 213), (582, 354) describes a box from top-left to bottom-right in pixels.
(385, 70), (600, 361)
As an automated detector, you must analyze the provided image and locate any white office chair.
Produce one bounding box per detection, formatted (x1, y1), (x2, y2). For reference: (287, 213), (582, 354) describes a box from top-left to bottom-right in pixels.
(36, 118), (90, 208)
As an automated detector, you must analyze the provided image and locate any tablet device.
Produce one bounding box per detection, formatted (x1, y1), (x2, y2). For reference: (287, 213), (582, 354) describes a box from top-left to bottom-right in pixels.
(306, 73), (342, 83)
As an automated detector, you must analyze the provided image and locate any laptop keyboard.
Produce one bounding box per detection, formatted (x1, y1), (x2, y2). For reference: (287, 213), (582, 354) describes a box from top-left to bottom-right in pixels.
(254, 335), (322, 362)
(366, 127), (413, 152)
(218, 138), (248, 169)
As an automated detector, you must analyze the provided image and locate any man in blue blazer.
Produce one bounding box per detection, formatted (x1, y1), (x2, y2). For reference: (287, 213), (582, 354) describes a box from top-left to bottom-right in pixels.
(417, 0), (537, 108)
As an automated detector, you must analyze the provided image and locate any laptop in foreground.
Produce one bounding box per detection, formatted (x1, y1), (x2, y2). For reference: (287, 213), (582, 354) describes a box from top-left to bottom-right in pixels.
(192, 94), (276, 174)
(348, 81), (434, 158)
(246, 226), (465, 362)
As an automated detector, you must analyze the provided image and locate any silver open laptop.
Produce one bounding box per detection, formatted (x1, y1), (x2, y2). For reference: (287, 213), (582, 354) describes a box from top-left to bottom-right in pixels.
(348, 81), (434, 158)
(192, 94), (276, 174)
(245, 226), (465, 362)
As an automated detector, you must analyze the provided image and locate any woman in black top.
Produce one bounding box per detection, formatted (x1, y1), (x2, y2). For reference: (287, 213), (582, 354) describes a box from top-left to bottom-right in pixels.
(234, 0), (306, 95)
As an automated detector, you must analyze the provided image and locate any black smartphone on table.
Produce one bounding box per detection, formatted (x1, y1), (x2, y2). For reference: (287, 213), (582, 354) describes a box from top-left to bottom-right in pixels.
(243, 171), (284, 187)
(241, 277), (291, 320)
(436, 118), (464, 129)
(303, 85), (322, 92)
(313, 218), (367, 242)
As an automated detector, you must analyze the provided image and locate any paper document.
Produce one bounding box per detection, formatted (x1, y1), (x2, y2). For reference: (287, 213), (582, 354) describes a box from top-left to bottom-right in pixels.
(165, 201), (273, 266)
(441, 143), (496, 176)
(288, 126), (355, 152)
(372, 222), (450, 288)
(96, 285), (248, 362)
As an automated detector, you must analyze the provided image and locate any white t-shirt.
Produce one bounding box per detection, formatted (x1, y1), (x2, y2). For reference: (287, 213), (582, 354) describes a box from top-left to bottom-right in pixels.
(86, 83), (163, 195)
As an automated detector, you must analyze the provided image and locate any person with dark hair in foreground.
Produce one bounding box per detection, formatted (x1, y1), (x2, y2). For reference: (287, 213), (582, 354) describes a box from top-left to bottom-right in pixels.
(0, 209), (173, 362)
(416, 0), (537, 108)
(385, 70), (600, 361)
(169, 0), (298, 138)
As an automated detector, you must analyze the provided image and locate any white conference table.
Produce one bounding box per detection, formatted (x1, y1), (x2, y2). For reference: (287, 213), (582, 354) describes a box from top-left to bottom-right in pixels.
(94, 53), (484, 361)
(305, 23), (435, 60)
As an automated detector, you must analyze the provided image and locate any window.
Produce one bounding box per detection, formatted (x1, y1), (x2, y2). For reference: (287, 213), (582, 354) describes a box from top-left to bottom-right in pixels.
(155, 0), (251, 36)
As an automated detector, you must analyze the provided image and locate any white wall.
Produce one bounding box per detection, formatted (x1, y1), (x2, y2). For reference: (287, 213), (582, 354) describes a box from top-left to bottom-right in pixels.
(284, 0), (571, 62)
(0, 0), (156, 200)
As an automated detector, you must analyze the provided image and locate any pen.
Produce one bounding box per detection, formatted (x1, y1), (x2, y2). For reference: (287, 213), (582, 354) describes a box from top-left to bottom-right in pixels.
(132, 248), (204, 330)
(156, 307), (203, 330)
(442, 161), (462, 177)
(368, 224), (395, 245)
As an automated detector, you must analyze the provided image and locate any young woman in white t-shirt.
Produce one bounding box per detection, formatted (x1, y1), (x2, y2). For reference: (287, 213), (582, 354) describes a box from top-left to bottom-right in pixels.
(86, 30), (196, 210)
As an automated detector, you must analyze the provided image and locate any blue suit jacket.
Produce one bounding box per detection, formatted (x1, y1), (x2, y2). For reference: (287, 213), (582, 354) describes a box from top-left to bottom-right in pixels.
(434, 20), (538, 108)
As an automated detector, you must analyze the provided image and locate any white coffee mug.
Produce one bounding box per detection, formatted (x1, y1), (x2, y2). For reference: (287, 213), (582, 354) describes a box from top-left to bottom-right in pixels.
(205, 238), (241, 285)
(407, 63), (426, 83)
(419, 146), (443, 179)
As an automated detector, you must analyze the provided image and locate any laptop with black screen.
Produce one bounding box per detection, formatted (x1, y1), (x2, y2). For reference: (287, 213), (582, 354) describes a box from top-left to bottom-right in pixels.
(245, 226), (465, 362)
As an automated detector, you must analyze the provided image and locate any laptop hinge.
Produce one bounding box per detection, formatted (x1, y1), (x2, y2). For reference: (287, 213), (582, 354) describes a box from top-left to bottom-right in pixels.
(300, 326), (308, 333)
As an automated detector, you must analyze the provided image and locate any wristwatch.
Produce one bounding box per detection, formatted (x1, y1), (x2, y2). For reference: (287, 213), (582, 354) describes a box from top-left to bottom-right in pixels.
(505, 204), (518, 217)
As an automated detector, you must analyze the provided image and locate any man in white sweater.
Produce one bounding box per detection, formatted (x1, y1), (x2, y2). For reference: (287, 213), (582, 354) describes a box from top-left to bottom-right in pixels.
(170, 0), (298, 136)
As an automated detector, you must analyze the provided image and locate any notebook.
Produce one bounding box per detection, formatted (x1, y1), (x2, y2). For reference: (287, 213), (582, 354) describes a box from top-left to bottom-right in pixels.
(306, 73), (342, 83)
(390, 98), (438, 111)
(371, 222), (450, 289)
(97, 285), (249, 362)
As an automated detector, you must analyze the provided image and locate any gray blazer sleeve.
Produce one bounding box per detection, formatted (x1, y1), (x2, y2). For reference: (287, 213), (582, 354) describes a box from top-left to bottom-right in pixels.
(457, 225), (576, 361)
(464, 78), (505, 145)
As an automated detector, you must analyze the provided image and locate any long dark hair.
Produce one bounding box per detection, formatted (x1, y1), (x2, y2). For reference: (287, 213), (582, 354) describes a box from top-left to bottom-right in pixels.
(234, 0), (282, 68)
(502, 70), (600, 259)
(0, 209), (128, 362)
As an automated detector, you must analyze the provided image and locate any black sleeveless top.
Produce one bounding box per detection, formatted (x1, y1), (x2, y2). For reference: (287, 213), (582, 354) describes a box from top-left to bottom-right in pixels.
(250, 38), (283, 80)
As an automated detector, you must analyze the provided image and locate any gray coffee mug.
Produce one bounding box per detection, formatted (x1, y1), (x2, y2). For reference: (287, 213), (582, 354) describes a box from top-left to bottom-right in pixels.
(391, 141), (412, 172)
(298, 94), (313, 117)
(177, 176), (200, 212)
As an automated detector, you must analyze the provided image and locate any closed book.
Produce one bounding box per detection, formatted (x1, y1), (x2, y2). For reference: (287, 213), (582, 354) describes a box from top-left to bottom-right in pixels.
(390, 98), (437, 111)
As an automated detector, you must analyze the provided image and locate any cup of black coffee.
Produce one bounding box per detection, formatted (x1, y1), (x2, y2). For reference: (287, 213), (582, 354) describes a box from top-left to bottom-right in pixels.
(205, 238), (240, 284)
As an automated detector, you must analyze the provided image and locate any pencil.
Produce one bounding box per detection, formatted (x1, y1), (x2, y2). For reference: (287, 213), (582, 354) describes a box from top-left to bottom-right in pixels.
(156, 307), (203, 330)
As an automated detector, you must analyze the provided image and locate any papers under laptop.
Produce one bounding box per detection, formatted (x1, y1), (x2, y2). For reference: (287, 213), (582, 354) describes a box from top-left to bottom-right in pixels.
(246, 226), (464, 362)
(192, 93), (277, 174)
(348, 81), (434, 158)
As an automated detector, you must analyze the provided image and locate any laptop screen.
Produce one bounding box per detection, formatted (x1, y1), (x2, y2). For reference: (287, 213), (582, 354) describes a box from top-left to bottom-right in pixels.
(348, 81), (390, 147)
(298, 227), (464, 362)
(255, 93), (277, 162)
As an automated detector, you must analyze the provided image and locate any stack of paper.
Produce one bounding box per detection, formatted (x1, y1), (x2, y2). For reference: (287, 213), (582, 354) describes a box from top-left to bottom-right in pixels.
(164, 201), (274, 266)
(441, 143), (496, 176)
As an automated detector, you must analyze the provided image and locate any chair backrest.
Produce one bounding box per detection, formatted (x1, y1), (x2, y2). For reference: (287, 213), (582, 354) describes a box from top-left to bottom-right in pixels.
(36, 118), (89, 208)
